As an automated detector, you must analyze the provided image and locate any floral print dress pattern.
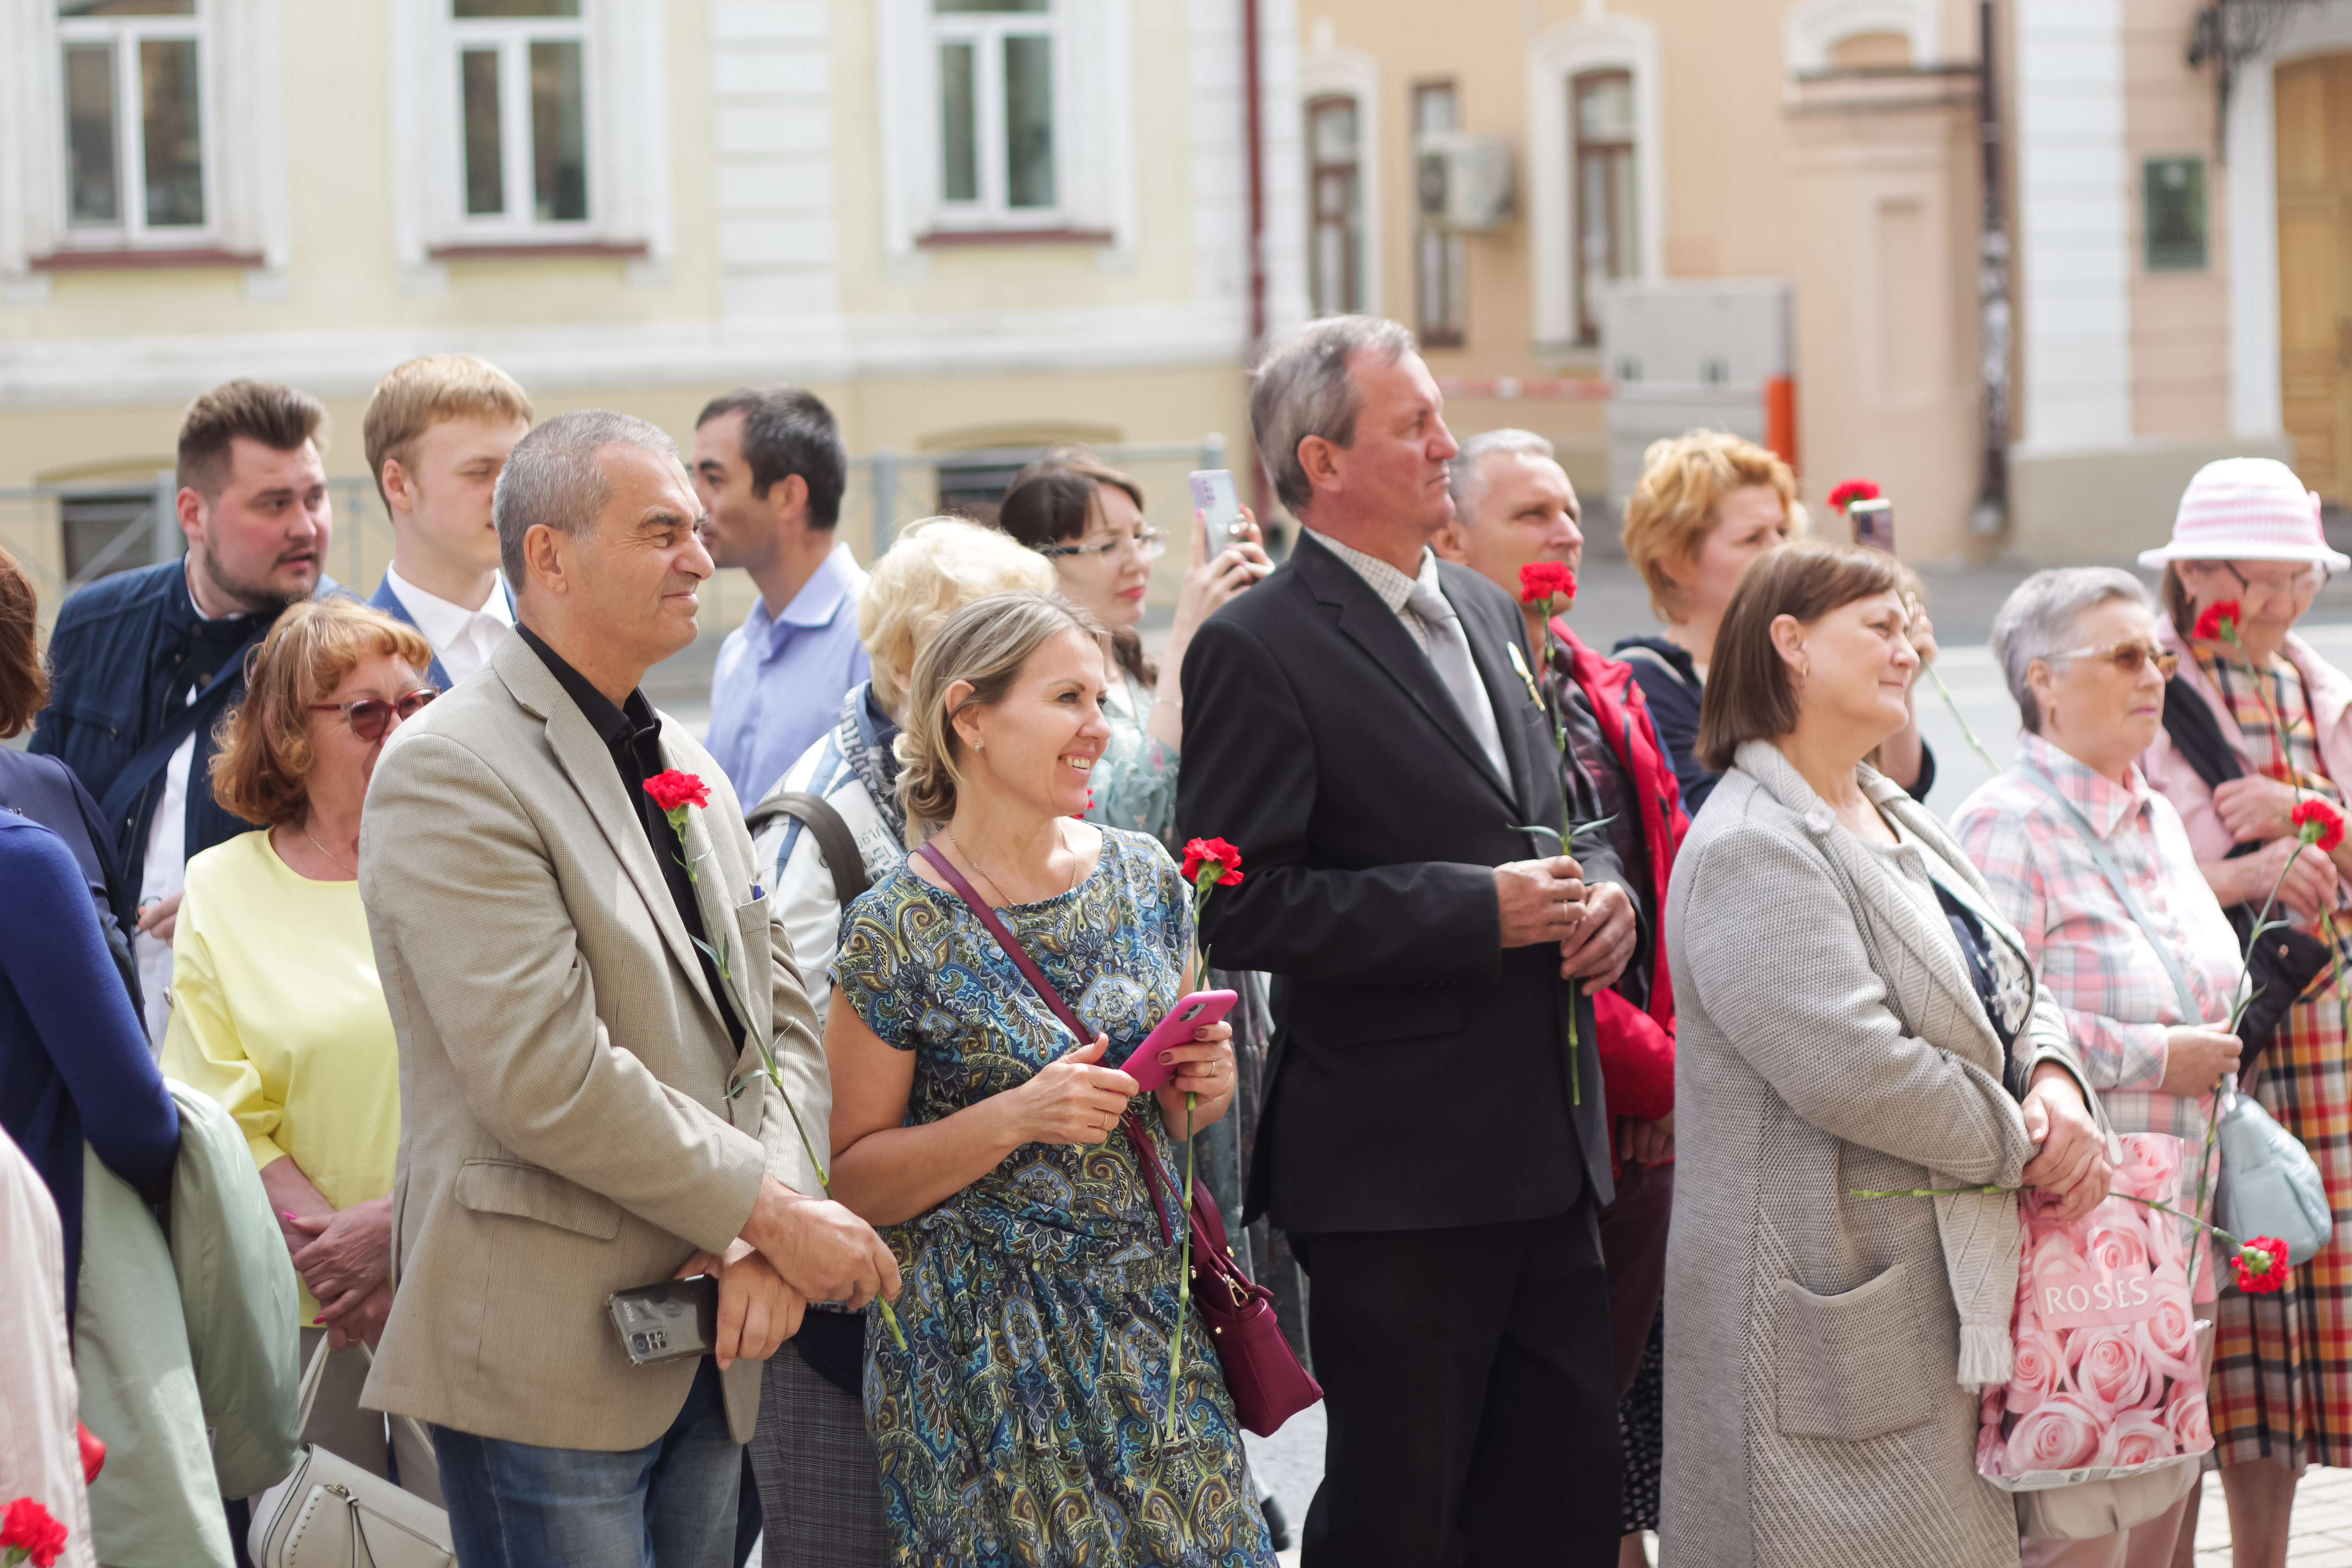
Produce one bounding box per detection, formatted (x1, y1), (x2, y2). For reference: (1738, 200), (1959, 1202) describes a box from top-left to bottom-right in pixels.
(833, 827), (1275, 1568)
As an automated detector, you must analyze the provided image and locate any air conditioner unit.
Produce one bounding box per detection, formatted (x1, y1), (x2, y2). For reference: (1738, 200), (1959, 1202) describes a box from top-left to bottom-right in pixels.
(1414, 133), (1514, 233)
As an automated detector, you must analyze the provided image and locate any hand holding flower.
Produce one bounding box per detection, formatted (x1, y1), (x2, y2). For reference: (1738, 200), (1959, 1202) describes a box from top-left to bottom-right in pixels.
(2020, 1064), (2113, 1221)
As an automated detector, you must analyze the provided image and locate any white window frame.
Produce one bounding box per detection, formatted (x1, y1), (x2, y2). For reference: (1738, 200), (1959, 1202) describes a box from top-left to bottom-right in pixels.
(1527, 15), (1663, 357)
(387, 0), (670, 277)
(1, 0), (286, 282)
(54, 2), (215, 246)
(447, 4), (594, 239)
(875, 0), (1133, 261)
(926, 2), (1064, 232)
(1298, 39), (1382, 318)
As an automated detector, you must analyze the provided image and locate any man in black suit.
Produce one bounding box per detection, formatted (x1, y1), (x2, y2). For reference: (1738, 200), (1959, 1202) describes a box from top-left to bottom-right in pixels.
(1178, 316), (1634, 1565)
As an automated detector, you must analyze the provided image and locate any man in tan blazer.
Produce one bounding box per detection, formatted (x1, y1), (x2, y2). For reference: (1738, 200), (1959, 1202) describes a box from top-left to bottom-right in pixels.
(358, 409), (899, 1568)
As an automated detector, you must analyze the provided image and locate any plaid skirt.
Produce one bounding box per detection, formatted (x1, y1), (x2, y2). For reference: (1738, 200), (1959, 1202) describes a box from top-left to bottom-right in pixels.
(2211, 985), (2352, 1471)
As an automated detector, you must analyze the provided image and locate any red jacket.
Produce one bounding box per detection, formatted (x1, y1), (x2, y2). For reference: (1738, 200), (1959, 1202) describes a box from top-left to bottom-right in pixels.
(1546, 618), (1690, 1144)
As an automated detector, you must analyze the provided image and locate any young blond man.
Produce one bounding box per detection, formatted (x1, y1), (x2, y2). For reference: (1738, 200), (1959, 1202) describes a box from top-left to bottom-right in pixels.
(363, 356), (533, 689)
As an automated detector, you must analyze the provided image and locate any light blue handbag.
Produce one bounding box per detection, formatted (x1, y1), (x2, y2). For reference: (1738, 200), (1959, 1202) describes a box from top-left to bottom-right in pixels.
(2019, 764), (2334, 1268)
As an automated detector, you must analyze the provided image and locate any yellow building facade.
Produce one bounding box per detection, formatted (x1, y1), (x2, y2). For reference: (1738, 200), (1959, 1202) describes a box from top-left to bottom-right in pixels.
(1, 0), (1309, 632)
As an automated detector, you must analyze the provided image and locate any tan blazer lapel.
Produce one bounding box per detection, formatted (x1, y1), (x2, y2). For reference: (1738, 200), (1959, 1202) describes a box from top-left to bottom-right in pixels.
(496, 642), (733, 1041)
(666, 747), (773, 1053)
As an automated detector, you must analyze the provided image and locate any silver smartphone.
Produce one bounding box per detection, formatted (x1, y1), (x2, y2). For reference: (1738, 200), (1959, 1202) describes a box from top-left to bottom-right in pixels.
(1188, 469), (1246, 536)
(1848, 497), (1896, 554)
(608, 1274), (719, 1365)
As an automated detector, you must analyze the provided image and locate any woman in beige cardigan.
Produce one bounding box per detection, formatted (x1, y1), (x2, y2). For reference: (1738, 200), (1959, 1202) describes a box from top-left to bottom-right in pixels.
(1661, 544), (2114, 1568)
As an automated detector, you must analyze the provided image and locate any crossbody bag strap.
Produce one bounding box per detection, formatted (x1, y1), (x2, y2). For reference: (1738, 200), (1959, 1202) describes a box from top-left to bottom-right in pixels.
(2015, 761), (2205, 1024)
(909, 839), (1180, 1248)
(94, 628), (269, 833)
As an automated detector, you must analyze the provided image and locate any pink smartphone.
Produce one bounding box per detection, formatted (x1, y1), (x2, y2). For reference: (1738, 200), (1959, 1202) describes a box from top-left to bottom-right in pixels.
(1119, 990), (1239, 1093)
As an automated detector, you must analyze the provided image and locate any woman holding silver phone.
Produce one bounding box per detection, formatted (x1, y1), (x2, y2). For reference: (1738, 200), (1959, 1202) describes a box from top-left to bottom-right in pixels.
(823, 591), (1270, 1566)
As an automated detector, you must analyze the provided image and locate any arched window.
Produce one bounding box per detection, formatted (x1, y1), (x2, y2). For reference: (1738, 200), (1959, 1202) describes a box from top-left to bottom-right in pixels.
(1572, 69), (1637, 347)
(1306, 94), (1362, 317)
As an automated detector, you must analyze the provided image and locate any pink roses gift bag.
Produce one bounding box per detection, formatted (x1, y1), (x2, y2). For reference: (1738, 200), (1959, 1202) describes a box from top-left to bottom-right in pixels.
(1976, 1134), (2210, 1536)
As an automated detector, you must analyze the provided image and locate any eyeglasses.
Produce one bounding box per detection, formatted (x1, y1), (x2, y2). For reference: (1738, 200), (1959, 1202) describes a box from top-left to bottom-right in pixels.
(2217, 561), (2332, 597)
(1035, 528), (1168, 562)
(2042, 640), (2180, 678)
(308, 688), (438, 740)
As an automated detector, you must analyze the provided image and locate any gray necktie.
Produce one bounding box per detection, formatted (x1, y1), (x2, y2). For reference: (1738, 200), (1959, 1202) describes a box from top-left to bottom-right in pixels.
(1403, 576), (1509, 782)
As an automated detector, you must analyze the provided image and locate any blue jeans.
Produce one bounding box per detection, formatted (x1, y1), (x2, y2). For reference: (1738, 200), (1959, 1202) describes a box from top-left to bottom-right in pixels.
(433, 1358), (741, 1568)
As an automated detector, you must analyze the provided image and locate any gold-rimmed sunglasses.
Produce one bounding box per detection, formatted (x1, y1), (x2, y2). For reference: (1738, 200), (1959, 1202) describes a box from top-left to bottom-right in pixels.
(2041, 640), (2180, 678)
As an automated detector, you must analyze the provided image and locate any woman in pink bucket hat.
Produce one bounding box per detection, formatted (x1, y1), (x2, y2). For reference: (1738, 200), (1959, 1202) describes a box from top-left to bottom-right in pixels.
(2140, 457), (2352, 1564)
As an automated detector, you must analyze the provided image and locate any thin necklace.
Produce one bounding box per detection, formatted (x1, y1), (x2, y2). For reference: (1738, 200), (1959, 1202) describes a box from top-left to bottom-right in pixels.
(948, 819), (1075, 906)
(299, 819), (355, 879)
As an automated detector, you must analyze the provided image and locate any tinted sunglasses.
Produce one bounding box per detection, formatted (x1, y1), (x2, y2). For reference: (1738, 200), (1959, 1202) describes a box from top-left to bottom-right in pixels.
(2043, 640), (2180, 678)
(309, 687), (439, 740)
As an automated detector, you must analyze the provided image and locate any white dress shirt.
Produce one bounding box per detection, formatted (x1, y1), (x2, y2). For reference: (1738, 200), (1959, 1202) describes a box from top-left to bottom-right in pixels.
(383, 566), (514, 686)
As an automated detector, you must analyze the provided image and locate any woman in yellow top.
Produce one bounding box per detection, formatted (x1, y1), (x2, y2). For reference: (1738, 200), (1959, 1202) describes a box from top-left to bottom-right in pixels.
(162, 598), (438, 1494)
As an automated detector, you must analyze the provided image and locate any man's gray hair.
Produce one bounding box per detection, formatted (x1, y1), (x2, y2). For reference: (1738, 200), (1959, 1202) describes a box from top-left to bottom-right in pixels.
(1250, 315), (1418, 512)
(1447, 429), (1558, 521)
(494, 409), (680, 584)
(1989, 566), (2151, 734)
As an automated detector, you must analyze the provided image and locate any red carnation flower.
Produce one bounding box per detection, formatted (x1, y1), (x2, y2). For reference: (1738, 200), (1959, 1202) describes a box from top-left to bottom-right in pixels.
(1, 1497), (68, 1568)
(2192, 599), (2243, 644)
(643, 769), (710, 817)
(1181, 837), (1244, 887)
(2292, 798), (2346, 853)
(2232, 1236), (2292, 1294)
(1827, 479), (1882, 514)
(1517, 561), (1577, 607)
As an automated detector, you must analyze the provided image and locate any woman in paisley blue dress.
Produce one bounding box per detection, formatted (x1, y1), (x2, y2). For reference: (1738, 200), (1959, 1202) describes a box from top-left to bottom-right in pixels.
(825, 591), (1275, 1568)
(995, 456), (1311, 1411)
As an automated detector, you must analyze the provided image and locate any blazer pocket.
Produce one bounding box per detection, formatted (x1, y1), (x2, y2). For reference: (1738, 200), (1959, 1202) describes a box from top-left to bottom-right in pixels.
(1772, 1264), (1933, 1442)
(455, 1159), (623, 1241)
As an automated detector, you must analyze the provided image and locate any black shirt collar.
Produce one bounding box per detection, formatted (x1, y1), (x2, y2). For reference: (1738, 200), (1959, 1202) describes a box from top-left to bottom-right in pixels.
(514, 623), (658, 746)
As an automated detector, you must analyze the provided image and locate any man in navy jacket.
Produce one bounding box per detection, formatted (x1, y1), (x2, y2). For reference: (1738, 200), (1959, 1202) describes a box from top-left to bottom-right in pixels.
(30, 379), (338, 1037)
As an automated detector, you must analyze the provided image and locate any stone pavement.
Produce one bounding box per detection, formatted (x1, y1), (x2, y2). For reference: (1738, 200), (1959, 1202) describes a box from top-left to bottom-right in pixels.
(1261, 1469), (2352, 1566)
(2192, 1468), (2352, 1566)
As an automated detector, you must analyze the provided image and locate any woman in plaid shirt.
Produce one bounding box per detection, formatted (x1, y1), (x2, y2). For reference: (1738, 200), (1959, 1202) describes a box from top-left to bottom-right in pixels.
(1952, 567), (2243, 1568)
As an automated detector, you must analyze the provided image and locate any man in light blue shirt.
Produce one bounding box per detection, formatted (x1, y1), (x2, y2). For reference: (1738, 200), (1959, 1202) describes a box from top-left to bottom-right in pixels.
(694, 386), (871, 804)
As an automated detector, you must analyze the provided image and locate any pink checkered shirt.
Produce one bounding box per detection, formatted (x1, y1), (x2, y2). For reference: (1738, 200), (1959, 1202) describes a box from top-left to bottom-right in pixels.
(1950, 733), (2243, 1152)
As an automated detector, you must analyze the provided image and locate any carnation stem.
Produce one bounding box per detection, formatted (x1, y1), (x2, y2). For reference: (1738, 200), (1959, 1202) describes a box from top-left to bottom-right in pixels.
(1924, 663), (2000, 774)
(1166, 1090), (1196, 1445)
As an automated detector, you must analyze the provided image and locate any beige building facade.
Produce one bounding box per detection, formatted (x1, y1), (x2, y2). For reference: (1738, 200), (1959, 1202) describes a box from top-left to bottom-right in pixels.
(0, 0), (1310, 630)
(1292, 0), (2352, 566)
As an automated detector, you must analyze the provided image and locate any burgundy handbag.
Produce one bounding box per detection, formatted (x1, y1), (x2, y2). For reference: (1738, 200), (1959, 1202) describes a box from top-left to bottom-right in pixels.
(912, 841), (1321, 1436)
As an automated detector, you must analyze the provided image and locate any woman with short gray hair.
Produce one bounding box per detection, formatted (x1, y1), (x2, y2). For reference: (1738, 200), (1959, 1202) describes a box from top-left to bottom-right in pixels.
(1950, 567), (2241, 1568)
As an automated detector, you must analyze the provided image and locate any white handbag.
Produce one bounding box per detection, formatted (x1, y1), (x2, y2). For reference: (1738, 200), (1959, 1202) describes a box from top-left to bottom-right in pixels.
(248, 1339), (453, 1568)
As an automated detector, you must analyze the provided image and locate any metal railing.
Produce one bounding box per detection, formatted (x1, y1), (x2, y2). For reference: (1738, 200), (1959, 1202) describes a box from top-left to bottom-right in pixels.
(852, 435), (1230, 560)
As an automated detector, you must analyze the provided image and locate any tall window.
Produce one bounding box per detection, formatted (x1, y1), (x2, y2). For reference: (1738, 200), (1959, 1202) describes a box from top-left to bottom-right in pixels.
(56, 0), (207, 241)
(933, 0), (1058, 225)
(1573, 69), (1637, 347)
(452, 0), (590, 230)
(1307, 95), (1362, 317)
(1413, 82), (1465, 347)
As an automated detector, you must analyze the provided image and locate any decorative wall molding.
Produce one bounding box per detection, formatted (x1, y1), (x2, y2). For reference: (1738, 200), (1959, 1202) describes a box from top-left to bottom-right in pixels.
(0, 299), (1255, 407)
(1782, 0), (1943, 74)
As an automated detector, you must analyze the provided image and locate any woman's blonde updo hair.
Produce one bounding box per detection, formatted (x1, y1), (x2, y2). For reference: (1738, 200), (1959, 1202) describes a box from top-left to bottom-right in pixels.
(858, 516), (1058, 718)
(894, 590), (1111, 844)
(211, 598), (432, 826)
(1620, 429), (1808, 619)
